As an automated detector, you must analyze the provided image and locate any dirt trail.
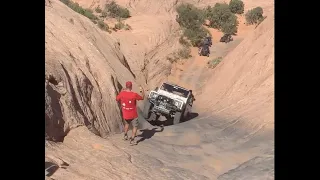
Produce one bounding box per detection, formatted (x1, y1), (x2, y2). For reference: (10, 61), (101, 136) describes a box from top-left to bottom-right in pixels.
(168, 47), (209, 95)
(168, 16), (255, 99)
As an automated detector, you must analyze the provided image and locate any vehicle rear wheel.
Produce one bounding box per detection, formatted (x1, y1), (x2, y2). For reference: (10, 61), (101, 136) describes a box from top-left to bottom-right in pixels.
(143, 101), (152, 119)
(173, 112), (182, 125)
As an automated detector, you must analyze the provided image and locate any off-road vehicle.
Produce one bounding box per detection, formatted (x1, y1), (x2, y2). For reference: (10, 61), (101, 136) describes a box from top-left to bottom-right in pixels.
(143, 83), (195, 125)
(220, 34), (233, 43)
(203, 37), (212, 47)
(198, 44), (210, 57)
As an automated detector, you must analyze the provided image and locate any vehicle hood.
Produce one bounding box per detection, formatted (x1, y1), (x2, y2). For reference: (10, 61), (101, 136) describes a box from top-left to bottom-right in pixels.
(157, 89), (187, 103)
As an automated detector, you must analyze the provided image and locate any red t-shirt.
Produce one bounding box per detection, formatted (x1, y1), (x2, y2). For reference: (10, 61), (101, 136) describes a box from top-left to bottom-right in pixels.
(116, 91), (143, 120)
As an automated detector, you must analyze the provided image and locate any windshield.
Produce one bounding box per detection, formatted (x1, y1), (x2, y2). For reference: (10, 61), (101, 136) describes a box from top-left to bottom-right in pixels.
(160, 83), (189, 98)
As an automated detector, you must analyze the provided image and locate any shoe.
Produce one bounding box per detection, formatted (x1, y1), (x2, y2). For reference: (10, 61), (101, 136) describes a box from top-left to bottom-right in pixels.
(129, 137), (138, 145)
(123, 134), (128, 141)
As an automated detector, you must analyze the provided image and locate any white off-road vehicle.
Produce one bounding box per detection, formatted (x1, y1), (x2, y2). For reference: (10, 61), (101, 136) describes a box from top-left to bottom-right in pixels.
(143, 82), (195, 125)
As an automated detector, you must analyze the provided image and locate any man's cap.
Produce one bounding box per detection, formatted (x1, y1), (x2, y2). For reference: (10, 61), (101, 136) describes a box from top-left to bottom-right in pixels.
(125, 81), (133, 88)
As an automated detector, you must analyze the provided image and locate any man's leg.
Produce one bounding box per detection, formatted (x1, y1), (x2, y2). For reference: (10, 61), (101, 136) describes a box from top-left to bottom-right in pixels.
(130, 118), (139, 145)
(123, 120), (131, 140)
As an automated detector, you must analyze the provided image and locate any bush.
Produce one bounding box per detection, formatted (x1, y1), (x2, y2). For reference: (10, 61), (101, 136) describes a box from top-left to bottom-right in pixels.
(206, 3), (239, 35)
(83, 9), (97, 20)
(60, 0), (71, 6)
(101, 10), (108, 18)
(166, 47), (191, 63)
(105, 1), (130, 18)
(176, 3), (205, 30)
(229, 0), (244, 14)
(114, 21), (125, 29)
(179, 36), (191, 47)
(95, 6), (102, 13)
(183, 27), (210, 46)
(221, 14), (239, 35)
(97, 20), (109, 31)
(124, 24), (132, 30)
(114, 20), (131, 30)
(176, 3), (209, 47)
(245, 7), (264, 25)
(60, 0), (98, 21)
(177, 46), (192, 59)
(207, 57), (222, 68)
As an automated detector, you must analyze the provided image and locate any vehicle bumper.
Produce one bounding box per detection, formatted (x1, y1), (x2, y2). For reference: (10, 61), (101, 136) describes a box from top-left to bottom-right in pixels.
(152, 105), (171, 115)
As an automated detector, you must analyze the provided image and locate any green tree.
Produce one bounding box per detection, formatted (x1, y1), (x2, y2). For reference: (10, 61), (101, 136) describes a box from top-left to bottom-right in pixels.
(229, 0), (244, 14)
(207, 3), (239, 35)
(105, 1), (130, 18)
(176, 3), (209, 47)
(176, 3), (205, 29)
(221, 15), (239, 34)
(245, 7), (264, 24)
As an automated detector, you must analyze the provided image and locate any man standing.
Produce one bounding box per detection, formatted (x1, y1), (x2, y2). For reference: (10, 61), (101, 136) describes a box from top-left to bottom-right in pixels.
(116, 81), (144, 145)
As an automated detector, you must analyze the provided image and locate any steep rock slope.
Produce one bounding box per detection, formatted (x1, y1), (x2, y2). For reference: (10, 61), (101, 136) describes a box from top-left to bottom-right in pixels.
(199, 10), (274, 132)
(45, 0), (139, 141)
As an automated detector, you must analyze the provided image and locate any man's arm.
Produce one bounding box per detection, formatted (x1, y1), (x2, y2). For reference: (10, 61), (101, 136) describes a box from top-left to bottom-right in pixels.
(136, 87), (145, 100)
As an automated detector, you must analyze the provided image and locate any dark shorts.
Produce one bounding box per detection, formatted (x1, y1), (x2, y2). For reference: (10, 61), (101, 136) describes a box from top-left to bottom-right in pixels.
(124, 117), (139, 127)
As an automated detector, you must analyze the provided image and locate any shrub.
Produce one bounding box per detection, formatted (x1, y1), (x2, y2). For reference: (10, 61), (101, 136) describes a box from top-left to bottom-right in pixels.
(206, 3), (239, 35)
(124, 24), (132, 30)
(245, 7), (264, 25)
(179, 36), (191, 47)
(114, 20), (131, 30)
(167, 46), (192, 63)
(105, 1), (130, 18)
(60, 0), (71, 6)
(176, 3), (205, 29)
(221, 14), (239, 35)
(60, 0), (98, 21)
(83, 9), (97, 20)
(229, 0), (244, 14)
(176, 3), (209, 47)
(97, 20), (109, 31)
(95, 6), (102, 13)
(114, 21), (125, 29)
(183, 27), (210, 46)
(101, 10), (108, 18)
(177, 46), (192, 59)
(207, 57), (222, 68)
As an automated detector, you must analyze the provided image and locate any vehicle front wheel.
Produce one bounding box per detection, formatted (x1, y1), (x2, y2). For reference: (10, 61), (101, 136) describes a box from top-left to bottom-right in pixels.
(143, 101), (152, 119)
(173, 112), (182, 125)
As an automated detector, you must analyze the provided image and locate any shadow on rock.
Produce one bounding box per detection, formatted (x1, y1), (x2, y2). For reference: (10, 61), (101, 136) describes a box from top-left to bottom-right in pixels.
(137, 126), (164, 143)
(149, 112), (199, 126)
(182, 112), (199, 122)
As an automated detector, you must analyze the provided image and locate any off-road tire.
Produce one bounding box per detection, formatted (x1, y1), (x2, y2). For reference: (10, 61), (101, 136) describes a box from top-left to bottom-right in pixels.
(143, 101), (152, 119)
(173, 112), (182, 125)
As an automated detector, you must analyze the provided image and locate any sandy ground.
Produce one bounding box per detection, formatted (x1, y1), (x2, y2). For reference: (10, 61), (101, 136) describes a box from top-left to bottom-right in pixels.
(45, 0), (274, 179)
